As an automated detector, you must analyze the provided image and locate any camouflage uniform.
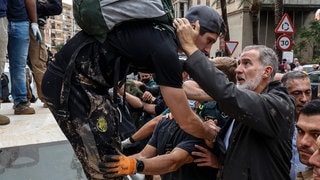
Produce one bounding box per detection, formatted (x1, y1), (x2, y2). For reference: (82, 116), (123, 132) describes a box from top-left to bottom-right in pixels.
(42, 32), (122, 179)
(43, 10), (178, 179)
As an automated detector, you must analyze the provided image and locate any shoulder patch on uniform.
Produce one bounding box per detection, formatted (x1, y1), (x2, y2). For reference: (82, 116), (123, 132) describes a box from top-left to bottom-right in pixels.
(96, 116), (108, 132)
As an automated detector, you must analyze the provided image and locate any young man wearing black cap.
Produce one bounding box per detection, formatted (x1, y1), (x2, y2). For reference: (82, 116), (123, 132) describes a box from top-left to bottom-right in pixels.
(42, 5), (224, 179)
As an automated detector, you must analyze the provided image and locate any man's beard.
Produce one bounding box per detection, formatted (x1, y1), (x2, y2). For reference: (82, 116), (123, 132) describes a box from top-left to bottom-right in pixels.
(236, 71), (263, 91)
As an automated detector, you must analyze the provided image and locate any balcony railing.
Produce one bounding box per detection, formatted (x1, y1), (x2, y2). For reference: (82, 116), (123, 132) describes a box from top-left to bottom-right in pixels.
(262, 0), (320, 6)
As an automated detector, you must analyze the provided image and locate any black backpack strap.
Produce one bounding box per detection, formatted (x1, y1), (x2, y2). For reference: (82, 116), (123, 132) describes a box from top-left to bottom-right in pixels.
(110, 57), (131, 151)
(56, 37), (95, 120)
(112, 57), (131, 108)
(112, 57), (122, 106)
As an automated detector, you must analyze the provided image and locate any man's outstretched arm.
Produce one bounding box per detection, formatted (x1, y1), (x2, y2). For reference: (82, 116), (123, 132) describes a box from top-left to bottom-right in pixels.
(160, 86), (219, 141)
(100, 145), (193, 177)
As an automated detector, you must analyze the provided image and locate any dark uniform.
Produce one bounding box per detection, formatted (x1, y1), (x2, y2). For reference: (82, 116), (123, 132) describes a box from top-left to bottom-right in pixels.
(149, 118), (216, 180)
(42, 21), (182, 179)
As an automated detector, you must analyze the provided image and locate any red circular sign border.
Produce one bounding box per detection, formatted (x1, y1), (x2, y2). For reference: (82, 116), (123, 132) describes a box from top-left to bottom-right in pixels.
(277, 34), (293, 51)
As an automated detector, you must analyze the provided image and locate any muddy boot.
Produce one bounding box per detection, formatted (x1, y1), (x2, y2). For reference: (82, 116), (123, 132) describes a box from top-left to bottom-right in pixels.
(13, 101), (35, 115)
(0, 114), (9, 125)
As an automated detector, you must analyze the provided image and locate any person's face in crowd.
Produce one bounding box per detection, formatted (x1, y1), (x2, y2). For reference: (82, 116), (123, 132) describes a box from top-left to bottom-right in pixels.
(309, 136), (320, 179)
(195, 32), (219, 56)
(286, 64), (292, 71)
(296, 113), (320, 166)
(286, 77), (312, 114)
(235, 49), (265, 92)
(139, 73), (152, 84)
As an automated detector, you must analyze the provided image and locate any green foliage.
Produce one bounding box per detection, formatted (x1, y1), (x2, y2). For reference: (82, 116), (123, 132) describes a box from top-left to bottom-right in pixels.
(294, 20), (320, 63)
(55, 43), (65, 52)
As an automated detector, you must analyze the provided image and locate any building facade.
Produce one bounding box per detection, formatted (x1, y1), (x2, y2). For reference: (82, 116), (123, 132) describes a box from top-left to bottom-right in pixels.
(43, 2), (80, 53)
(173, 0), (320, 63)
(42, 1), (319, 62)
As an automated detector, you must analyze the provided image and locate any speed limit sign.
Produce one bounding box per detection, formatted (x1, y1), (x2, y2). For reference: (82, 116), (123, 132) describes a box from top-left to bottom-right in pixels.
(277, 34), (293, 51)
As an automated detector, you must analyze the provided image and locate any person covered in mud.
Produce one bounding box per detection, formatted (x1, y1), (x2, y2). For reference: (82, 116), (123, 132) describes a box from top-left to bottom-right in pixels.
(42, 3), (224, 179)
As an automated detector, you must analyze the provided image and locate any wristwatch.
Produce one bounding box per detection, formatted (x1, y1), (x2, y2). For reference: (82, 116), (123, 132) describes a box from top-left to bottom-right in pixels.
(136, 159), (144, 173)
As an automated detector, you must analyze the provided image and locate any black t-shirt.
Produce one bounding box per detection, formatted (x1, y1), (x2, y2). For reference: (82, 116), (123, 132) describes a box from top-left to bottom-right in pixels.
(7, 0), (28, 21)
(53, 21), (182, 90)
(104, 21), (183, 88)
(148, 119), (216, 180)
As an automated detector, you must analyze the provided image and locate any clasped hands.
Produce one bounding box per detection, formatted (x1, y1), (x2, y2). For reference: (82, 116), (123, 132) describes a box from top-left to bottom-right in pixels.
(204, 119), (220, 148)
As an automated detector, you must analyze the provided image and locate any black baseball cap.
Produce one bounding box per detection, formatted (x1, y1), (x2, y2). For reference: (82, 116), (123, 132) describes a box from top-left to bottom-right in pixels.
(185, 5), (225, 34)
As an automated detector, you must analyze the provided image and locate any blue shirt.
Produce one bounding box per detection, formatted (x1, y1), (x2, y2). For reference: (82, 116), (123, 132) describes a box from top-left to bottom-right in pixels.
(0, 0), (6, 17)
(290, 127), (307, 180)
(7, 0), (28, 21)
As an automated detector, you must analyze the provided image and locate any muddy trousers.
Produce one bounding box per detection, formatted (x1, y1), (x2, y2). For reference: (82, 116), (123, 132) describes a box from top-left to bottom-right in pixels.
(42, 65), (122, 180)
(28, 26), (47, 102)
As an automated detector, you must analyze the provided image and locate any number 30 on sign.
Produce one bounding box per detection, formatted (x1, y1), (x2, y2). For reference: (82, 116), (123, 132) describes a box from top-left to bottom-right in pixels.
(277, 34), (293, 51)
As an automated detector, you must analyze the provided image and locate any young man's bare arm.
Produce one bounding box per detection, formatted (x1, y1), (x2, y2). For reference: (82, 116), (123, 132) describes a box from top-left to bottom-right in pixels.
(25, 0), (37, 23)
(183, 80), (213, 102)
(132, 146), (193, 175)
(131, 114), (163, 142)
(118, 86), (158, 115)
(160, 85), (219, 141)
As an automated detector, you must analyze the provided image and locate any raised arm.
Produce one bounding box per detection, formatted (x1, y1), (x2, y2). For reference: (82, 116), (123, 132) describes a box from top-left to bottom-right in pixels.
(183, 79), (213, 102)
(160, 85), (219, 141)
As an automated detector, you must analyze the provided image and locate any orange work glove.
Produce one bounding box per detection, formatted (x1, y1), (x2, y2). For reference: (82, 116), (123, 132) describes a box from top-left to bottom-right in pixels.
(99, 155), (137, 178)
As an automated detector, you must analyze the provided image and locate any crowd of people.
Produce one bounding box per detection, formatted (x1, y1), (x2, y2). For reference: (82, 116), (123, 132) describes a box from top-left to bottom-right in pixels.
(1, 1), (320, 180)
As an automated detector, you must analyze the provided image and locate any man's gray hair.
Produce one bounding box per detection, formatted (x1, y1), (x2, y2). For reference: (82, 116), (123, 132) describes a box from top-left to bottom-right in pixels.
(281, 71), (309, 87)
(242, 45), (278, 79)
